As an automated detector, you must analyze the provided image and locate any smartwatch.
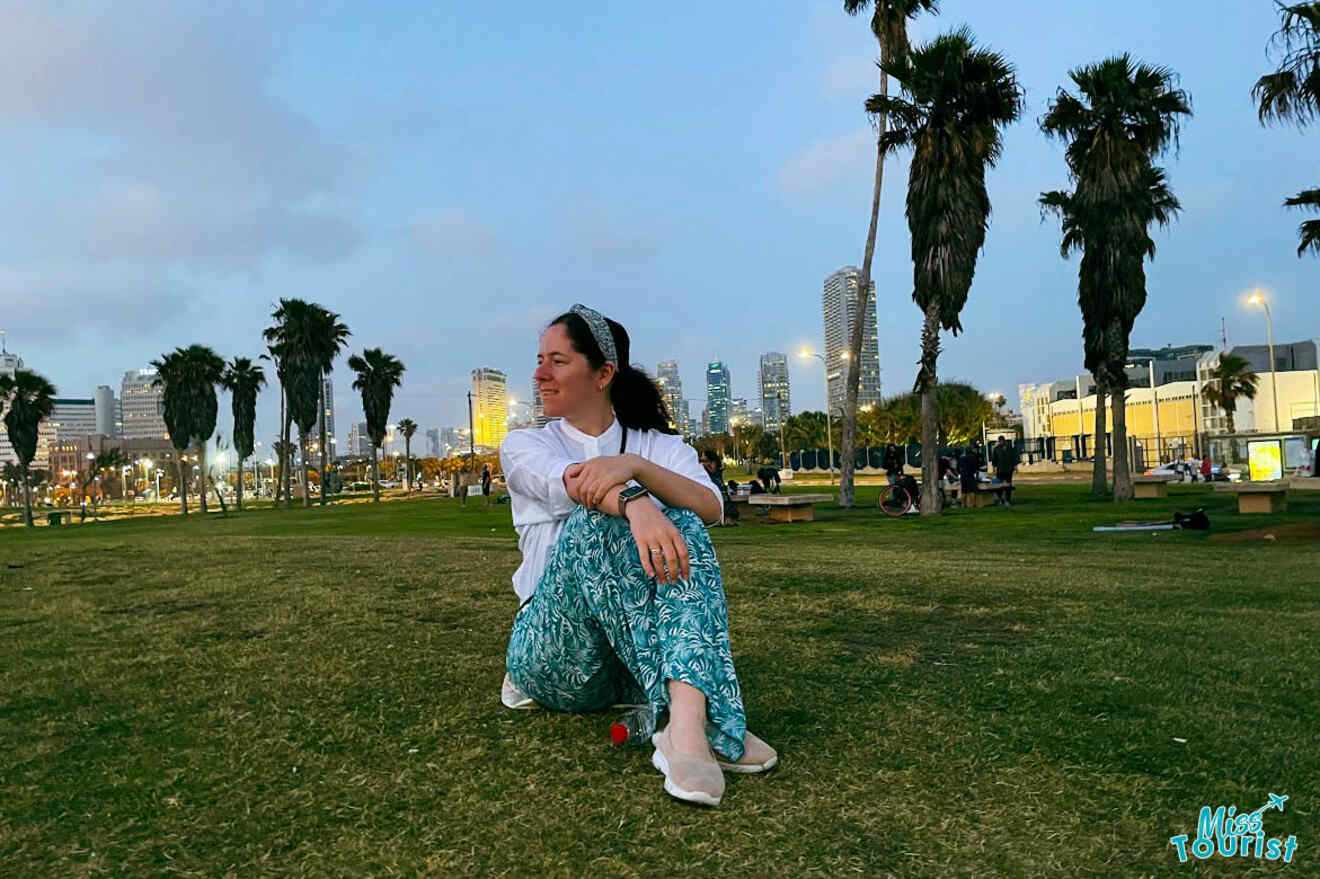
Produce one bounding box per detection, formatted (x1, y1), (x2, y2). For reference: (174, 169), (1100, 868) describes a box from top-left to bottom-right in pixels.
(617, 485), (650, 520)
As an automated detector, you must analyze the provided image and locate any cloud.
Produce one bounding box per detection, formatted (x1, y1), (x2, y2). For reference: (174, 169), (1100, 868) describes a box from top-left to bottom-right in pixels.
(0, 1), (361, 273)
(407, 211), (497, 257)
(0, 264), (195, 344)
(777, 129), (874, 194)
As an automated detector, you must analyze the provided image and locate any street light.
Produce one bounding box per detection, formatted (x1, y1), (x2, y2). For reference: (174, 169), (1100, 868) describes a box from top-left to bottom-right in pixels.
(800, 347), (848, 486)
(1246, 289), (1280, 431)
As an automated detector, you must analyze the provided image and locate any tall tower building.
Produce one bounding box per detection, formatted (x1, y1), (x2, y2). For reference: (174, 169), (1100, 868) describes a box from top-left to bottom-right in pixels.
(656, 360), (686, 434)
(706, 361), (731, 435)
(471, 367), (508, 449)
(531, 382), (550, 427)
(120, 369), (169, 440)
(758, 352), (791, 433)
(731, 398), (749, 427)
(313, 375), (336, 458)
(348, 422), (369, 457)
(94, 385), (121, 437)
(822, 267), (882, 414)
(426, 428), (440, 458)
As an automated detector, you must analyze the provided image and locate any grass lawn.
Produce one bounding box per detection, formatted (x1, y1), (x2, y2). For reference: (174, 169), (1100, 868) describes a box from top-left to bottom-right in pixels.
(1, 484), (1316, 876)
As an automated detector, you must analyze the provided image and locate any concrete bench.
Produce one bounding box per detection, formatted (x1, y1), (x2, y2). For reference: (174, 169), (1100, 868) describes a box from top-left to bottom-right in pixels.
(728, 492), (753, 518)
(960, 483), (1014, 508)
(747, 493), (834, 523)
(1213, 481), (1289, 514)
(1133, 476), (1175, 499)
(1288, 477), (1320, 491)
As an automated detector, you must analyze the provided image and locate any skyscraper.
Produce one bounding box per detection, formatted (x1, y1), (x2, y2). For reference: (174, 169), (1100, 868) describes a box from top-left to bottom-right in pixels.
(705, 361), (731, 435)
(313, 375), (336, 459)
(656, 360), (685, 434)
(94, 385), (121, 437)
(471, 367), (508, 449)
(348, 422), (369, 457)
(731, 398), (749, 427)
(425, 428), (440, 458)
(758, 352), (791, 433)
(120, 369), (169, 440)
(531, 382), (550, 427)
(822, 267), (882, 414)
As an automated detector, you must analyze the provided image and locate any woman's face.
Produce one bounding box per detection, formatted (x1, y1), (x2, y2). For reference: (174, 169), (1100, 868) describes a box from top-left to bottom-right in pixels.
(534, 323), (611, 418)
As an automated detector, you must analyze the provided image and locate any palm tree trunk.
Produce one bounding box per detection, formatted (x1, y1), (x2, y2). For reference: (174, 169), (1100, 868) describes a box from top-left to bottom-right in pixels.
(237, 457), (244, 512)
(841, 67), (892, 510)
(177, 455), (189, 516)
(300, 428), (311, 508)
(371, 445), (380, 503)
(22, 468), (32, 528)
(197, 441), (208, 514)
(405, 440), (412, 493)
(1091, 372), (1108, 496)
(1112, 381), (1133, 500)
(318, 375), (328, 506)
(274, 383), (285, 505)
(282, 406), (293, 508)
(918, 302), (942, 515)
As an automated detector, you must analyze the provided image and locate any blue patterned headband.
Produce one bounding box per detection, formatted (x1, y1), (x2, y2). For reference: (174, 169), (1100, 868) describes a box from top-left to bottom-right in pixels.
(570, 303), (618, 370)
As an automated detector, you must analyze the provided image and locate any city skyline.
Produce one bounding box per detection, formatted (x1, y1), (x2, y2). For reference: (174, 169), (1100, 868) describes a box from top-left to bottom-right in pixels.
(3, 2), (1316, 448)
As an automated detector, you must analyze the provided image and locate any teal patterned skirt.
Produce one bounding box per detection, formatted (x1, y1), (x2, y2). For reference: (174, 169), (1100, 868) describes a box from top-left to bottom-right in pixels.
(506, 506), (746, 760)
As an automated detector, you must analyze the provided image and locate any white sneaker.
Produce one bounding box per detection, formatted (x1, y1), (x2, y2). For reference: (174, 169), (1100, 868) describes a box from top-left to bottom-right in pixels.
(501, 673), (538, 710)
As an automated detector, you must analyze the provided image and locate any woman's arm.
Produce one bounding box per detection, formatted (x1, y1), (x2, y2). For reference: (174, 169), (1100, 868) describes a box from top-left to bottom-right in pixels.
(568, 451), (722, 526)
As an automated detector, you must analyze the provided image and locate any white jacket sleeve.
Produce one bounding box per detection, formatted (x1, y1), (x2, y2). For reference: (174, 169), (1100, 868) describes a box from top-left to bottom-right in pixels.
(658, 434), (725, 513)
(500, 430), (579, 520)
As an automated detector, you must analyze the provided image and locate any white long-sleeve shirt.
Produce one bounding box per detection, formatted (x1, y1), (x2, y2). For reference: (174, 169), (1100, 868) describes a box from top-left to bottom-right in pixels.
(500, 417), (722, 604)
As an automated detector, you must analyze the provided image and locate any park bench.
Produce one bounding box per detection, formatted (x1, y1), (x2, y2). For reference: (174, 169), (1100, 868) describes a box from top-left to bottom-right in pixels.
(1133, 476), (1176, 499)
(1213, 481), (1289, 514)
(728, 491), (753, 519)
(746, 493), (834, 523)
(958, 482), (1014, 508)
(46, 511), (66, 526)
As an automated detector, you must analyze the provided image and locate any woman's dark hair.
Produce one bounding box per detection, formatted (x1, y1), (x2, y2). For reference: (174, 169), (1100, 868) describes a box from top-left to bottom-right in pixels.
(549, 311), (676, 434)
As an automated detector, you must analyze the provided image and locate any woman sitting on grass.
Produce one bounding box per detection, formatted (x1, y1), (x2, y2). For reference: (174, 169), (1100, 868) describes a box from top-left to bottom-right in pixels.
(499, 304), (777, 807)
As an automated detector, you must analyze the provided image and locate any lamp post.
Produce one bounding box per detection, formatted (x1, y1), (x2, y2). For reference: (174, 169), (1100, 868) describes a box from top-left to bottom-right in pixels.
(1247, 290), (1280, 431)
(800, 348), (845, 487)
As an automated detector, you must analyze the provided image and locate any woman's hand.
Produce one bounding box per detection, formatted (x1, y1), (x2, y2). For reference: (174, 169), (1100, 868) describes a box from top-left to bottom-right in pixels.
(565, 454), (640, 509)
(625, 500), (691, 584)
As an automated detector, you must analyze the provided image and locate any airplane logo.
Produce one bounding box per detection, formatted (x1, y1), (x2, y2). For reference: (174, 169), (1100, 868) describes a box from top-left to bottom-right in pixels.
(1247, 793), (1288, 819)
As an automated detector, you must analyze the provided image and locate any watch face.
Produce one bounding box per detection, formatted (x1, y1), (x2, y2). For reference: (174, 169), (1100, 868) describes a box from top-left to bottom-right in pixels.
(619, 486), (646, 501)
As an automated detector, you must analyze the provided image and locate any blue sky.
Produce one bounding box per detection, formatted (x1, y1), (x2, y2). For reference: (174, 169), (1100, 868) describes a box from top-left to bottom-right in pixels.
(2, 0), (1315, 447)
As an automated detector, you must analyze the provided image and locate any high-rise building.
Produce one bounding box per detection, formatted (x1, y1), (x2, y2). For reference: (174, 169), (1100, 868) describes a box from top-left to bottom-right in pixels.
(758, 352), (791, 433)
(312, 375), (336, 458)
(730, 398), (749, 427)
(0, 342), (26, 463)
(472, 367), (508, 449)
(120, 369), (169, 440)
(706, 361), (731, 435)
(94, 385), (121, 437)
(656, 360), (686, 434)
(49, 398), (97, 440)
(822, 267), (882, 414)
(531, 382), (549, 427)
(440, 427), (470, 458)
(426, 428), (440, 458)
(348, 421), (369, 457)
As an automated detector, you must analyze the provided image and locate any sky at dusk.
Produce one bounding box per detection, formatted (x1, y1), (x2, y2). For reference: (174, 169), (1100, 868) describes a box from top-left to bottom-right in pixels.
(2, 0), (1316, 448)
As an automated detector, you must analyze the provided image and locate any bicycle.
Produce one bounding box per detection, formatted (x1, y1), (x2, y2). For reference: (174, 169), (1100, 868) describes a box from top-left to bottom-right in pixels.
(878, 479), (946, 516)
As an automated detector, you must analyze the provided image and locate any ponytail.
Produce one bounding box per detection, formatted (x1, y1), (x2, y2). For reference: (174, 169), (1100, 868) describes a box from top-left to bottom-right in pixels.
(549, 311), (677, 435)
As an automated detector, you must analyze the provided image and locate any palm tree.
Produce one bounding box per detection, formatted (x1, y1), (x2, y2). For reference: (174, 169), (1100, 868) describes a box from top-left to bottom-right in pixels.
(397, 418), (418, 492)
(838, 0), (940, 508)
(868, 27), (1023, 514)
(1201, 354), (1260, 434)
(82, 447), (130, 504)
(264, 299), (326, 508)
(152, 345), (225, 516)
(1254, 2), (1320, 255)
(0, 369), (58, 527)
(1041, 56), (1191, 500)
(221, 357), (266, 511)
(348, 349), (406, 503)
